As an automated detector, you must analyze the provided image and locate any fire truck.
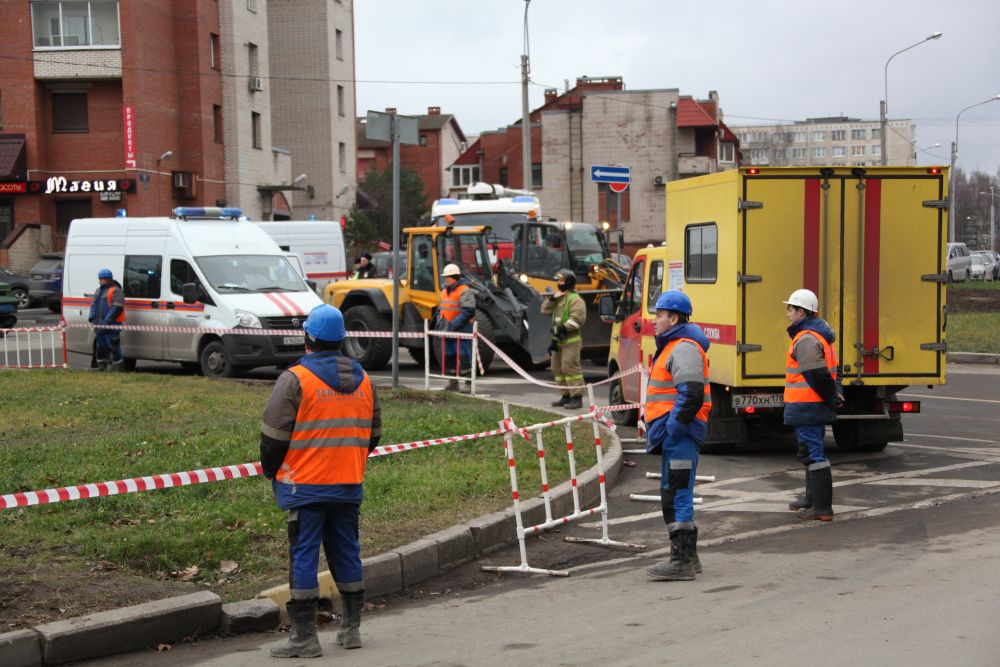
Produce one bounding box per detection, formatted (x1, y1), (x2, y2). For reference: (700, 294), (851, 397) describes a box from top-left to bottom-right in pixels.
(602, 166), (948, 452)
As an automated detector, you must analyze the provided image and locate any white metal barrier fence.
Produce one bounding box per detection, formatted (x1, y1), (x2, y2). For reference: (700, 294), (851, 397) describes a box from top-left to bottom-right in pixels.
(0, 326), (67, 369)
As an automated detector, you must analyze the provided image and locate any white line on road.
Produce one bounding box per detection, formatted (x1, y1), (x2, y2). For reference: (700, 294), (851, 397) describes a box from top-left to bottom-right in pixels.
(904, 433), (999, 444)
(898, 392), (1000, 404)
(864, 478), (1000, 489)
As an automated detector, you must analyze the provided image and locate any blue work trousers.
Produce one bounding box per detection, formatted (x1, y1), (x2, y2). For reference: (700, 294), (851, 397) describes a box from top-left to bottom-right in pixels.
(287, 502), (363, 599)
(94, 330), (122, 363)
(660, 432), (700, 525)
(794, 424), (828, 467)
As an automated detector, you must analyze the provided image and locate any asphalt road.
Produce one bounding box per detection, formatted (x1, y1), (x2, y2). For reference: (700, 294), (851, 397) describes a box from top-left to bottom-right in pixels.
(68, 360), (1000, 666)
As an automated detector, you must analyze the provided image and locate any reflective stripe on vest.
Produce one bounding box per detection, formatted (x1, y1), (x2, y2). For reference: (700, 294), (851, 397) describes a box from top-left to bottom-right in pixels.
(107, 286), (125, 323)
(552, 291), (582, 345)
(783, 330), (838, 405)
(644, 338), (711, 425)
(277, 365), (374, 486)
(439, 283), (469, 322)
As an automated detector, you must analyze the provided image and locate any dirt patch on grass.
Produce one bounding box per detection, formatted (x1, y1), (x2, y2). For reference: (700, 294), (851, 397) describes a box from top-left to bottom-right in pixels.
(947, 287), (1000, 313)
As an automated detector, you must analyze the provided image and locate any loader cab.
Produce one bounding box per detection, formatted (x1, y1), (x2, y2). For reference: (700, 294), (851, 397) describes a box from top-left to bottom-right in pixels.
(511, 220), (612, 292)
(404, 225), (494, 314)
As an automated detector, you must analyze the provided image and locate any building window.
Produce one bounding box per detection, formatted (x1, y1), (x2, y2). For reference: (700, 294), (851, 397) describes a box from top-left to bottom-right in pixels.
(851, 129), (866, 140)
(772, 148), (786, 160)
(832, 146), (845, 157)
(852, 145), (866, 156)
(871, 128), (881, 140)
(498, 167), (508, 187)
(248, 43), (259, 76)
(812, 147), (826, 158)
(418, 134), (428, 147)
(532, 163), (542, 188)
(52, 92), (88, 132)
(336, 85), (345, 116)
(335, 28), (344, 60)
(719, 142), (735, 162)
(31, 1), (121, 48)
(213, 104), (223, 143)
(812, 131), (825, 142)
(792, 132), (806, 143)
(55, 199), (91, 236)
(685, 223), (717, 283)
(750, 148), (768, 164)
(832, 130), (845, 141)
(338, 142), (346, 172)
(451, 166), (480, 187)
(251, 112), (262, 149)
(771, 132), (788, 144)
(872, 145), (881, 156)
(792, 148), (806, 159)
(210, 33), (220, 70)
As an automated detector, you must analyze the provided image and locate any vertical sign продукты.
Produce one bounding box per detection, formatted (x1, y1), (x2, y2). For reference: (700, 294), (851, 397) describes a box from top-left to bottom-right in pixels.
(123, 106), (137, 169)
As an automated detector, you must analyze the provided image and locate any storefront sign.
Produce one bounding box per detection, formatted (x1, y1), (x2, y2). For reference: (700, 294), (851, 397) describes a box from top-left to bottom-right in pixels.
(43, 177), (135, 194)
(0, 182), (29, 194)
(123, 105), (137, 169)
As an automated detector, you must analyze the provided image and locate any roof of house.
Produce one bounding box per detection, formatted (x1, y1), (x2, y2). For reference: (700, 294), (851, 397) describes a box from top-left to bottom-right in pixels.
(676, 98), (718, 128)
(357, 114), (466, 149)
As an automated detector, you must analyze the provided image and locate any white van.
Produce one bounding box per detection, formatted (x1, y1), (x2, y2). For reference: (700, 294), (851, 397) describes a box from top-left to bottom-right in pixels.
(253, 221), (347, 294)
(63, 208), (323, 377)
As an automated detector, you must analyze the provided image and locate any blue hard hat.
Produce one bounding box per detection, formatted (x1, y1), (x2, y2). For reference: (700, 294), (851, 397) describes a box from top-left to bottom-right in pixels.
(98, 268), (113, 280)
(303, 304), (346, 343)
(654, 290), (692, 315)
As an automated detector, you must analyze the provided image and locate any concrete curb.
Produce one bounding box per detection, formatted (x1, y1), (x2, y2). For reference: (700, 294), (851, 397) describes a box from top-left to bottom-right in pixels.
(1, 416), (621, 666)
(948, 352), (1000, 365)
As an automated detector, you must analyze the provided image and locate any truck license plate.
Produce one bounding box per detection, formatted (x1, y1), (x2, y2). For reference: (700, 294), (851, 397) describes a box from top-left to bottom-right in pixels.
(282, 336), (304, 346)
(732, 393), (784, 409)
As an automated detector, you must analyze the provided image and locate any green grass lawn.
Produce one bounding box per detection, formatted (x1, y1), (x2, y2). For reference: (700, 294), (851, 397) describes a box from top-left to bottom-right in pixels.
(0, 371), (601, 600)
(948, 312), (1000, 354)
(948, 280), (1000, 290)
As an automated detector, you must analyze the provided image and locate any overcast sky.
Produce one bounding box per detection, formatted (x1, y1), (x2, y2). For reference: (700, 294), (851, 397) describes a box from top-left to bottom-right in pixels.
(355, 0), (999, 176)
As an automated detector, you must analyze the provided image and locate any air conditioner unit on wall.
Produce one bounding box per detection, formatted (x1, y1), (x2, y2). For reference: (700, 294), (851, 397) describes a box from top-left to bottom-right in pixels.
(653, 175), (665, 186)
(172, 172), (197, 200)
(249, 76), (263, 92)
(173, 172), (188, 188)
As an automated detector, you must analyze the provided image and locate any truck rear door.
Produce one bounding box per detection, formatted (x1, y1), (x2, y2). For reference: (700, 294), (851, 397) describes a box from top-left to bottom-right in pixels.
(740, 169), (945, 383)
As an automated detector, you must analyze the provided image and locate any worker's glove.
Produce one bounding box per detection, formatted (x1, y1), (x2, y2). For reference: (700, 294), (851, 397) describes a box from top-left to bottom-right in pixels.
(547, 340), (558, 355)
(552, 324), (568, 340)
(835, 393), (846, 409)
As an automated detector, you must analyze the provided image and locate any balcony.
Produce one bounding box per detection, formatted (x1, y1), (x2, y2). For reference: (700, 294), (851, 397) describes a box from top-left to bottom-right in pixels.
(677, 155), (713, 175)
(34, 48), (122, 80)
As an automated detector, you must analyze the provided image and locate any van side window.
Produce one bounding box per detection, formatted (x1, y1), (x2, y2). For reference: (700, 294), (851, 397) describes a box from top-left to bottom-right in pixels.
(646, 260), (664, 312)
(170, 259), (214, 306)
(685, 223), (718, 283)
(124, 256), (162, 299)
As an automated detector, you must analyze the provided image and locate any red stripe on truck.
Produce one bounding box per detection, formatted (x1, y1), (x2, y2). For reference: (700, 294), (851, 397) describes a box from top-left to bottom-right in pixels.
(803, 179), (821, 294)
(863, 178), (881, 375)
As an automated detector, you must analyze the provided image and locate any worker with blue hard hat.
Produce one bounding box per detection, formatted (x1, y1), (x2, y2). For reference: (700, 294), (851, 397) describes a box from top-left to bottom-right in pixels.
(644, 290), (712, 582)
(88, 268), (125, 371)
(260, 304), (382, 657)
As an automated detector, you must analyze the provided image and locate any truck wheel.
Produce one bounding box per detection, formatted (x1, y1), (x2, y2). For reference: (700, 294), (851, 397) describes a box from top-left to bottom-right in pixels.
(12, 288), (30, 309)
(472, 311), (496, 374)
(343, 305), (391, 370)
(608, 372), (638, 426)
(200, 340), (241, 378)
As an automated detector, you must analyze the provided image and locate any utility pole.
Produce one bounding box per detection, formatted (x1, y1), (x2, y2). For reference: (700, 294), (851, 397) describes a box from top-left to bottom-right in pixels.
(981, 187), (998, 252)
(521, 0), (532, 190)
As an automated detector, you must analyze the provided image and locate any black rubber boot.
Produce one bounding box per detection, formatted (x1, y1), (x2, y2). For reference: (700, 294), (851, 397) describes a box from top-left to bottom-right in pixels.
(563, 396), (583, 409)
(336, 591), (363, 649)
(647, 529), (696, 581)
(270, 599), (322, 658)
(788, 469), (813, 511)
(798, 466), (834, 521)
(445, 379), (460, 392)
(551, 395), (569, 407)
(692, 525), (703, 574)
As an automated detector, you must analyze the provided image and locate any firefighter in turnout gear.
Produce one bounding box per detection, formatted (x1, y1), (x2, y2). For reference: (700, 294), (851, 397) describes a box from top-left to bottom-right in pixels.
(783, 289), (843, 521)
(541, 269), (586, 409)
(644, 291), (712, 582)
(88, 268), (125, 371)
(260, 304), (382, 658)
(437, 263), (476, 392)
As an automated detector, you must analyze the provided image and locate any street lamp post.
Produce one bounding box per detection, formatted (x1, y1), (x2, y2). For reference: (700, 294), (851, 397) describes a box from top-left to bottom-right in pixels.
(980, 187), (998, 252)
(948, 94), (1000, 242)
(156, 150), (173, 215)
(520, 0), (532, 190)
(881, 31), (942, 166)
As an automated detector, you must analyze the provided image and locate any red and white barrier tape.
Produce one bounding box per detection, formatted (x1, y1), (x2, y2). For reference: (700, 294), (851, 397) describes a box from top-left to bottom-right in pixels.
(63, 323), (427, 338)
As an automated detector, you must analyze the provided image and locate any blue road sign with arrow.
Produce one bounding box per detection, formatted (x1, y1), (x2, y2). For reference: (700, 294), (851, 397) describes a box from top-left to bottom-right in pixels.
(590, 165), (631, 183)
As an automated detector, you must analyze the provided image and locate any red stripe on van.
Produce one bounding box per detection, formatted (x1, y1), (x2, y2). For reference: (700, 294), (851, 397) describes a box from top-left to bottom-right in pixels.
(692, 322), (737, 345)
(264, 293), (292, 316)
(803, 179), (821, 294)
(273, 292), (303, 315)
(863, 179), (881, 375)
(306, 271), (348, 279)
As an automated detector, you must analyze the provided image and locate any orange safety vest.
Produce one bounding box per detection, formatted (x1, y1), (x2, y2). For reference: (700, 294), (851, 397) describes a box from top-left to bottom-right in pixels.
(645, 338), (712, 425)
(277, 365), (374, 486)
(439, 283), (470, 322)
(106, 286), (125, 323)
(784, 330), (838, 405)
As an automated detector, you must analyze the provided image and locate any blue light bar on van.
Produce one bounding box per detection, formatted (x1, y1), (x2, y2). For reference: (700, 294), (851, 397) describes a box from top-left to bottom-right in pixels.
(512, 196), (537, 203)
(436, 198), (459, 205)
(173, 207), (243, 219)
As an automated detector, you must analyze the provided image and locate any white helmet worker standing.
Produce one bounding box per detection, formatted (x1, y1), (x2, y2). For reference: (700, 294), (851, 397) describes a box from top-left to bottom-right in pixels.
(782, 288), (819, 313)
(441, 263), (462, 278)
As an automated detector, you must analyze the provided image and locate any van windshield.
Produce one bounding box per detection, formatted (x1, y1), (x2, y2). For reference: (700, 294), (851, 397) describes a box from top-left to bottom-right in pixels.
(195, 255), (308, 293)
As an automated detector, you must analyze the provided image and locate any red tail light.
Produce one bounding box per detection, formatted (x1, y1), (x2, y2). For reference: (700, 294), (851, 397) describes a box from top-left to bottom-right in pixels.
(744, 406), (756, 414)
(747, 168), (759, 175)
(927, 167), (941, 175)
(887, 400), (920, 414)
(340, 215), (347, 230)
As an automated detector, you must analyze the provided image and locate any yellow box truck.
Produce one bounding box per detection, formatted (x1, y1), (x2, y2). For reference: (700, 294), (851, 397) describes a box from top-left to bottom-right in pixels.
(602, 166), (948, 452)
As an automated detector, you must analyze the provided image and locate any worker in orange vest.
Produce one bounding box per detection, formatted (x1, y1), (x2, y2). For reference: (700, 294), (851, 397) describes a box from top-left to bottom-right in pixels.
(783, 289), (843, 521)
(88, 268), (125, 371)
(644, 291), (712, 582)
(437, 263), (476, 391)
(260, 304), (382, 658)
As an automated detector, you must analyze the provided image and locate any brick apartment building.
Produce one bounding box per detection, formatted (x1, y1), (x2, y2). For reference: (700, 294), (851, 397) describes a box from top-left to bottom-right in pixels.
(0, 0), (357, 273)
(449, 76), (740, 251)
(356, 107), (466, 203)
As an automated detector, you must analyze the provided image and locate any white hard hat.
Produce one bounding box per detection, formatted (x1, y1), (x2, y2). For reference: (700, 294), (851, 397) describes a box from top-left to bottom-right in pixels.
(441, 263), (462, 277)
(783, 288), (819, 312)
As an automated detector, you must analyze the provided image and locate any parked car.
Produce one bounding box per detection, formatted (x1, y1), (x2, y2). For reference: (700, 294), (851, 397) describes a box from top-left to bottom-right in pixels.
(969, 254), (993, 281)
(0, 280), (18, 329)
(27, 252), (65, 313)
(971, 250), (999, 280)
(0, 266), (33, 309)
(946, 242), (972, 282)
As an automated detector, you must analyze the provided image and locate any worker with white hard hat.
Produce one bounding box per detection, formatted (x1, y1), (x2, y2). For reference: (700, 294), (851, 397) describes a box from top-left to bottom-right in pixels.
(437, 263), (476, 391)
(782, 288), (843, 522)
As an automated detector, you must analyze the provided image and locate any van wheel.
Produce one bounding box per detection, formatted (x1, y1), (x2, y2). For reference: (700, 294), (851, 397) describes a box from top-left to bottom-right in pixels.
(343, 305), (391, 370)
(200, 340), (241, 378)
(608, 374), (638, 426)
